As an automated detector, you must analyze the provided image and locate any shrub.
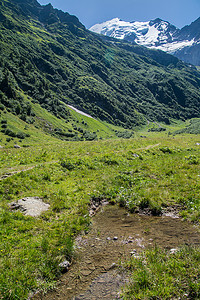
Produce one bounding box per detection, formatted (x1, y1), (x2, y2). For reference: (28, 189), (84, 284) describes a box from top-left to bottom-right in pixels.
(159, 147), (173, 154)
(185, 155), (199, 165)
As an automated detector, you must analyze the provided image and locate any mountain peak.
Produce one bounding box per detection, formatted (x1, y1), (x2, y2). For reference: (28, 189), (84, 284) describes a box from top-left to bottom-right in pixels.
(90, 17), (200, 65)
(8, 0), (84, 28)
(152, 17), (163, 23)
(90, 18), (177, 46)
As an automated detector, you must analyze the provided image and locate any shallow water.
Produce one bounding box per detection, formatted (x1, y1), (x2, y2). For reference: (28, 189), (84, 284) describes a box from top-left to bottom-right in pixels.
(37, 205), (200, 300)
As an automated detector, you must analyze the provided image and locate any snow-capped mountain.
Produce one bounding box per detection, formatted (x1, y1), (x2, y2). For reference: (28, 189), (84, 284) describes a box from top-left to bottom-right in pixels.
(90, 18), (200, 66)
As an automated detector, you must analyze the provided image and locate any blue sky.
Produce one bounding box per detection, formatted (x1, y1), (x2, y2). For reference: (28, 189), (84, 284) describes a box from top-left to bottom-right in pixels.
(38, 0), (200, 29)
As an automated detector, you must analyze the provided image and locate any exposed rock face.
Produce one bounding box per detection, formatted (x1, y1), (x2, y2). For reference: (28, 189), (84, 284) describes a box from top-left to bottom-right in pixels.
(9, 197), (50, 217)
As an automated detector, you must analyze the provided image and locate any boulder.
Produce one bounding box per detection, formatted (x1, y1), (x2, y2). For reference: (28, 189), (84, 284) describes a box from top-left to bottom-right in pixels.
(9, 197), (50, 217)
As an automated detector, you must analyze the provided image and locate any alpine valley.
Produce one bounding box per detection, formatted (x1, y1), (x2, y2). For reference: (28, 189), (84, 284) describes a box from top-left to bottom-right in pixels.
(0, 0), (200, 144)
(0, 1), (200, 300)
(90, 17), (200, 66)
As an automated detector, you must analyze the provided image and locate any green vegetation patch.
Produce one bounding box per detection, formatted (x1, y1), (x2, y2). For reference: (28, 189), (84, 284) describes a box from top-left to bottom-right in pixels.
(122, 246), (200, 299)
(174, 119), (200, 135)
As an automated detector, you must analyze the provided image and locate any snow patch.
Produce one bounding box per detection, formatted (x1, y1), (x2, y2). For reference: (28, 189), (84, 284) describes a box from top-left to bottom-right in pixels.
(67, 105), (94, 119)
(154, 39), (195, 53)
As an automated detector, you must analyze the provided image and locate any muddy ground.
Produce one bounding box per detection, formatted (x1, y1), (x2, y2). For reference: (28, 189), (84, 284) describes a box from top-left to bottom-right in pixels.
(35, 205), (200, 300)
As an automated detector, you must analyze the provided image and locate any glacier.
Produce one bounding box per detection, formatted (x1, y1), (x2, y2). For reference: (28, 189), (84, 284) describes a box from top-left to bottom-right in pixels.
(89, 18), (199, 63)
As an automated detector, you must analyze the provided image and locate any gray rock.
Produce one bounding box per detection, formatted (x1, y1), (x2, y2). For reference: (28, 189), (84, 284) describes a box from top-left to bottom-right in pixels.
(9, 197), (50, 217)
(128, 239), (133, 243)
(0, 145), (3, 149)
(59, 260), (70, 273)
(113, 236), (118, 241)
(196, 143), (200, 146)
(14, 144), (21, 148)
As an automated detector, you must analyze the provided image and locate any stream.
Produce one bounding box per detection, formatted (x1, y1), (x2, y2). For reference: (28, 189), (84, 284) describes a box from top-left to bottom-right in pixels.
(36, 205), (200, 300)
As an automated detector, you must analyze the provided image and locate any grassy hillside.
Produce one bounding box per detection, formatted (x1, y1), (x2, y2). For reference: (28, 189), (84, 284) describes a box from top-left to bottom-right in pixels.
(0, 0), (200, 134)
(0, 89), (135, 147)
(173, 118), (200, 135)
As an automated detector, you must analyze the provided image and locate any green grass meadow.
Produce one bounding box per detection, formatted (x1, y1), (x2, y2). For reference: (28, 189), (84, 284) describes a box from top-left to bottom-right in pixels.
(0, 130), (200, 299)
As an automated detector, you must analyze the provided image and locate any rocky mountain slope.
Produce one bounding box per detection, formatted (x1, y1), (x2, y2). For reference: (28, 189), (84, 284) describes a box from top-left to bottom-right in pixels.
(90, 17), (200, 66)
(0, 0), (200, 136)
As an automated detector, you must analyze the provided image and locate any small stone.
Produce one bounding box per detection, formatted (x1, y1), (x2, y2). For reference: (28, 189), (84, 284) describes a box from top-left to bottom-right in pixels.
(170, 248), (178, 254)
(59, 260), (70, 273)
(106, 237), (111, 240)
(130, 249), (137, 255)
(113, 236), (118, 241)
(0, 145), (3, 149)
(14, 144), (21, 148)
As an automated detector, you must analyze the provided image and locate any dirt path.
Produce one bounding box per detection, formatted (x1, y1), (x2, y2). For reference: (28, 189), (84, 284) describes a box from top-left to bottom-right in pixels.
(0, 143), (160, 181)
(0, 166), (35, 180)
(140, 143), (160, 150)
(35, 205), (200, 300)
(0, 160), (58, 181)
